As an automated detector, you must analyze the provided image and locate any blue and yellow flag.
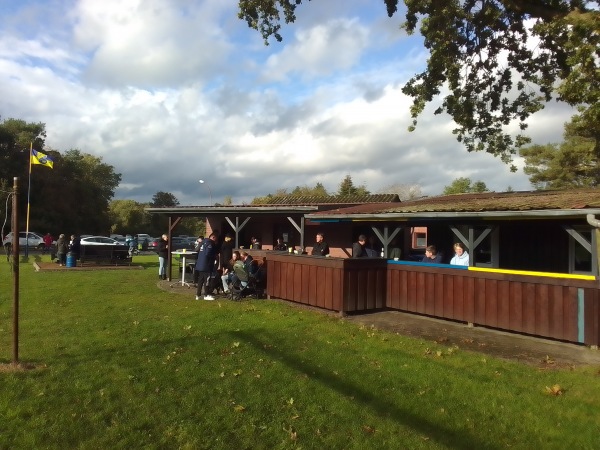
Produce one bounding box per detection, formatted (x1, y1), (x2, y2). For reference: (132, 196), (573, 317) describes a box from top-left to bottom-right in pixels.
(32, 149), (54, 169)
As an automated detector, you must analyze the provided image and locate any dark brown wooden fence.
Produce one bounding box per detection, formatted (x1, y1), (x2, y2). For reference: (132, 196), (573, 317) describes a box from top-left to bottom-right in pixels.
(261, 253), (600, 346)
(387, 263), (600, 346)
(266, 253), (387, 313)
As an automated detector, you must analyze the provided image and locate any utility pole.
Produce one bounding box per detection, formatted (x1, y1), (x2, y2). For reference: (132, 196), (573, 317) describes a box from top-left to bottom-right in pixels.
(12, 177), (19, 365)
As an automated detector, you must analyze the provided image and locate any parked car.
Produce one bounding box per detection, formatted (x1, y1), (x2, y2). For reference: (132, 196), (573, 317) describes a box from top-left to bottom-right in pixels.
(170, 237), (194, 250)
(135, 233), (152, 251)
(2, 232), (52, 250)
(109, 234), (127, 244)
(148, 238), (160, 251)
(80, 236), (125, 246)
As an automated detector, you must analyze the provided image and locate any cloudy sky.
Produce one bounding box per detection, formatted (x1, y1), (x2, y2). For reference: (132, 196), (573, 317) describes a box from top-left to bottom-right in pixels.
(0, 0), (574, 206)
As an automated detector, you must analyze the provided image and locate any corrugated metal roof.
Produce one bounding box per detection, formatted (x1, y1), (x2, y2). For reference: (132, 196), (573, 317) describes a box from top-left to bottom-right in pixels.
(252, 194), (400, 206)
(308, 189), (600, 216)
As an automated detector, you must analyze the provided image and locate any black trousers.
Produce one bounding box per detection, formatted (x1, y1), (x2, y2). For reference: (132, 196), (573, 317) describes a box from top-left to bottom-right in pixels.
(195, 271), (210, 297)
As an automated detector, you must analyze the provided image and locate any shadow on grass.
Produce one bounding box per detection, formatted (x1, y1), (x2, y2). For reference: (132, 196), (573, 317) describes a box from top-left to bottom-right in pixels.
(232, 328), (499, 450)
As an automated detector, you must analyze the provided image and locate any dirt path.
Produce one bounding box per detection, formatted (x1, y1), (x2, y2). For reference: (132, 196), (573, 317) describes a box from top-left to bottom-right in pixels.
(344, 311), (600, 369)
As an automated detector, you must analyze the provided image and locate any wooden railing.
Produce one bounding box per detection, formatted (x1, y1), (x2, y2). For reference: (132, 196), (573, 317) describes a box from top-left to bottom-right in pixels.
(266, 253), (387, 313)
(258, 252), (600, 346)
(387, 261), (599, 346)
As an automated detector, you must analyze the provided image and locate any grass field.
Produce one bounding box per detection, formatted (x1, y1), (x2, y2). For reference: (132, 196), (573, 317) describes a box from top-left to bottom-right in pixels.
(1, 255), (599, 449)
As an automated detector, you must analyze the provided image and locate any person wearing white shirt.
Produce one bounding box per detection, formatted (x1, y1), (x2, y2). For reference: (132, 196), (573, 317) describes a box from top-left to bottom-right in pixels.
(450, 242), (470, 266)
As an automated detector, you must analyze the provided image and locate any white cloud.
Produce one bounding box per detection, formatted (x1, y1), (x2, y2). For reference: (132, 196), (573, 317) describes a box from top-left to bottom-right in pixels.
(262, 18), (369, 82)
(0, 0), (575, 208)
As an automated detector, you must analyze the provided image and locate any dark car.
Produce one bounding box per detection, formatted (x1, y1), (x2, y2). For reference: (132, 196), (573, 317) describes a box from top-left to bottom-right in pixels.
(171, 237), (193, 251)
(148, 238), (160, 251)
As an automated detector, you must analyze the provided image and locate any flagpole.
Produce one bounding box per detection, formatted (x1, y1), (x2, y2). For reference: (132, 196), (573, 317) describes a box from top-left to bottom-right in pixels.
(25, 142), (32, 258)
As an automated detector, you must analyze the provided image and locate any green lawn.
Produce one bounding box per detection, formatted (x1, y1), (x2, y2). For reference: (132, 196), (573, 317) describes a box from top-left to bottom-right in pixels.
(1, 256), (599, 449)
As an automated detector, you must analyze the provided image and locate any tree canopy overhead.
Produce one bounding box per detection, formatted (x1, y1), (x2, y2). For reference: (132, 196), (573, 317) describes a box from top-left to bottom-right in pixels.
(238, 1), (600, 169)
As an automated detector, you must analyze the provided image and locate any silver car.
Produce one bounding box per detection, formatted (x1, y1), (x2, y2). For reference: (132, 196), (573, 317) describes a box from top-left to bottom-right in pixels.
(80, 236), (124, 246)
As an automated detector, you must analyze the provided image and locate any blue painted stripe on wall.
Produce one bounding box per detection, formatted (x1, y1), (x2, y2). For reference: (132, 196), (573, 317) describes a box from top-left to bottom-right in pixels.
(578, 288), (585, 344)
(388, 260), (468, 270)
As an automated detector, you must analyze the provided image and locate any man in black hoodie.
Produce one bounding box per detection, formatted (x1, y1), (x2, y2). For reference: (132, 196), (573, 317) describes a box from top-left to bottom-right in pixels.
(195, 233), (218, 301)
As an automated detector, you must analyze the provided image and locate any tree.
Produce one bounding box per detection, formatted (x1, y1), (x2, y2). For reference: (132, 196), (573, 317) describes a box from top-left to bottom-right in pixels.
(0, 118), (46, 181)
(291, 182), (329, 197)
(0, 118), (122, 235)
(109, 200), (147, 234)
(379, 183), (422, 200)
(519, 128), (597, 190)
(151, 191), (180, 207)
(238, 1), (600, 169)
(57, 150), (122, 234)
(442, 177), (489, 195)
(337, 175), (370, 196)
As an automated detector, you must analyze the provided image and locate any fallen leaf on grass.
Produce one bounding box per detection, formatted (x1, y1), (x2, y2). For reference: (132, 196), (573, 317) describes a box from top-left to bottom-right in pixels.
(232, 342), (240, 348)
(545, 384), (563, 396)
(362, 425), (376, 434)
(233, 404), (246, 412)
(284, 426), (297, 441)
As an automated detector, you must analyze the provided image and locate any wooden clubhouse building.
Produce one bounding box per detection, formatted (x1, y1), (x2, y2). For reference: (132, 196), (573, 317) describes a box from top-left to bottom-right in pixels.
(147, 188), (600, 348)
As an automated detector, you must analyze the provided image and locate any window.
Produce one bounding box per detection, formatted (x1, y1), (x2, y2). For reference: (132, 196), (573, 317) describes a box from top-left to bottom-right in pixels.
(568, 227), (593, 275)
(415, 232), (427, 248)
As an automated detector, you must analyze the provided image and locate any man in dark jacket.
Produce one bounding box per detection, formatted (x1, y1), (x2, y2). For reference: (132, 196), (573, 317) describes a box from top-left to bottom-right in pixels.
(219, 234), (234, 270)
(352, 235), (367, 258)
(421, 245), (443, 263)
(195, 233), (218, 300)
(310, 232), (330, 256)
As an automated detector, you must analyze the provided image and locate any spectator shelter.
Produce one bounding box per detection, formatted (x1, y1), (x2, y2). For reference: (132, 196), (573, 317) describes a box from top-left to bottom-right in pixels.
(147, 189), (600, 347)
(145, 194), (400, 279)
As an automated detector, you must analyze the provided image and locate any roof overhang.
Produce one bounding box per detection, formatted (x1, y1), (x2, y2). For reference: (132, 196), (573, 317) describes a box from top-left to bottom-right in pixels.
(306, 208), (600, 222)
(145, 206), (318, 216)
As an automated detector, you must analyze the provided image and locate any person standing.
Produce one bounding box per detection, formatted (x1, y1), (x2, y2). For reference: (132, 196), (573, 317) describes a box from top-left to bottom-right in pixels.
(352, 235), (367, 258)
(55, 233), (68, 266)
(43, 232), (53, 254)
(68, 234), (81, 260)
(219, 234), (234, 270)
(310, 232), (330, 256)
(157, 234), (169, 280)
(450, 242), (470, 266)
(195, 233), (218, 301)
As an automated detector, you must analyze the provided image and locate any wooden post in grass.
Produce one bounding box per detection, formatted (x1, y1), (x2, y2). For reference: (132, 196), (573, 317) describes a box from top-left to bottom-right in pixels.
(12, 177), (19, 365)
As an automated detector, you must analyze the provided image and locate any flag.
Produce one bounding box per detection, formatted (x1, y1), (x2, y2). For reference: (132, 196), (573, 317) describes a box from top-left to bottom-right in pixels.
(32, 149), (54, 169)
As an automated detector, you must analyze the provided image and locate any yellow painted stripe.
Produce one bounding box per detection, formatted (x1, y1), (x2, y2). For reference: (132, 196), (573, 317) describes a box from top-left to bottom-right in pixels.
(468, 266), (596, 280)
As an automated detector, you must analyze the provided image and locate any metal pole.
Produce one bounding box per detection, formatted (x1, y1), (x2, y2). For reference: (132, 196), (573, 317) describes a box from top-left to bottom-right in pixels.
(12, 177), (19, 365)
(199, 180), (213, 205)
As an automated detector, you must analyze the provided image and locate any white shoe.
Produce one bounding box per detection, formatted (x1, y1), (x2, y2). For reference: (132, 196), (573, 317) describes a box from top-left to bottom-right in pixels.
(195, 295), (200, 300)
(203, 295), (215, 301)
